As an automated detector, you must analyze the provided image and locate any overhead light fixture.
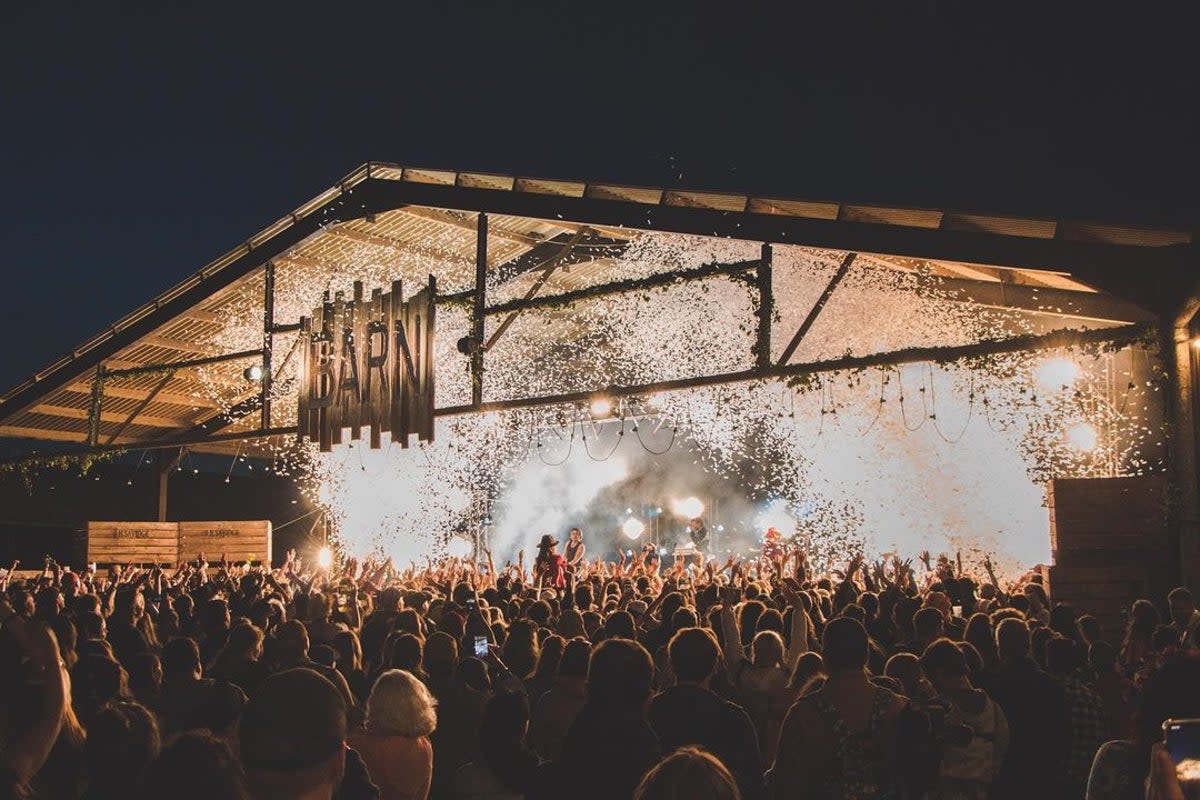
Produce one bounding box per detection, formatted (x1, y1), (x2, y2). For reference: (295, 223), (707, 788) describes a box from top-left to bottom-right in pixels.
(621, 518), (646, 540)
(446, 535), (473, 559)
(671, 496), (705, 518)
(1065, 423), (1099, 452)
(1033, 358), (1080, 393)
(243, 364), (264, 382)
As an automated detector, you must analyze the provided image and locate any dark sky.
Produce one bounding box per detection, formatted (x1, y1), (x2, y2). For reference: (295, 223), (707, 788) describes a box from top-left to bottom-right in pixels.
(1, 4), (1196, 390)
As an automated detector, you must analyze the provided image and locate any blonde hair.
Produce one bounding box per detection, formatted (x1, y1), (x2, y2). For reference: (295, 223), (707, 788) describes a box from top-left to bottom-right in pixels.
(634, 747), (740, 800)
(365, 669), (437, 737)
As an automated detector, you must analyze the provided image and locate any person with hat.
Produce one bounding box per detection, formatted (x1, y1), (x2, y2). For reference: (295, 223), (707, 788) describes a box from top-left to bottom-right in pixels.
(534, 535), (566, 590)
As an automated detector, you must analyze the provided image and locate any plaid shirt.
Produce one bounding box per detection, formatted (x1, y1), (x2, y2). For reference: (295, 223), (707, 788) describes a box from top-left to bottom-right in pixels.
(1060, 672), (1108, 796)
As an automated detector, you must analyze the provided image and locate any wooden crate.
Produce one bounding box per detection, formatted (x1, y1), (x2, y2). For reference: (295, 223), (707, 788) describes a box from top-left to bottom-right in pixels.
(86, 521), (179, 566)
(177, 521), (272, 565)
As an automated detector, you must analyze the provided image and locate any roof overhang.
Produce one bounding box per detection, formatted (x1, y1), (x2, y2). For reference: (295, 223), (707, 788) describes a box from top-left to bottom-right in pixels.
(0, 161), (1191, 452)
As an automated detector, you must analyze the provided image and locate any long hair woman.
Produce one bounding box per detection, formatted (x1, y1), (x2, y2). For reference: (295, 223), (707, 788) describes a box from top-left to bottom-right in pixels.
(350, 669), (437, 800)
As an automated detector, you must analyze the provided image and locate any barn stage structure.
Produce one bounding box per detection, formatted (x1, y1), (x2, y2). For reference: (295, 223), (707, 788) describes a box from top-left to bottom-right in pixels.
(1, 163), (1198, 598)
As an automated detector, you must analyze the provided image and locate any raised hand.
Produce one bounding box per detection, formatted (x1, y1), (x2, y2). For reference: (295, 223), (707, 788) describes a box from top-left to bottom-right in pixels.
(918, 550), (932, 571)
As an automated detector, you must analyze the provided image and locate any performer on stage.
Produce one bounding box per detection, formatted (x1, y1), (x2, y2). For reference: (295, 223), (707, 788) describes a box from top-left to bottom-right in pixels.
(762, 527), (785, 561)
(564, 527), (586, 574)
(534, 534), (566, 589)
(687, 517), (709, 550)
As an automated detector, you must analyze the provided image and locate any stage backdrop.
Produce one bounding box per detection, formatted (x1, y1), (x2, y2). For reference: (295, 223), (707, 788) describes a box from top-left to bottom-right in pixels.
(85, 520), (271, 565)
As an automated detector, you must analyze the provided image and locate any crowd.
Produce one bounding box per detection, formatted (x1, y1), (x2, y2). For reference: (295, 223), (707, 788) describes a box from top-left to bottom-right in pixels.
(1, 540), (1199, 800)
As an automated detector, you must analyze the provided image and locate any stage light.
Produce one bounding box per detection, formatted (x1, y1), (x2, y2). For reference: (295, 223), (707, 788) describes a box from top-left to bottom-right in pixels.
(1192, 337), (1200, 350)
(243, 364), (264, 382)
(1033, 358), (1080, 393)
(589, 396), (614, 418)
(1065, 423), (1099, 452)
(658, 547), (668, 556)
(625, 507), (633, 514)
(716, 524), (725, 532)
(446, 536), (473, 559)
(316, 546), (334, 570)
(622, 517), (646, 540)
(671, 496), (705, 518)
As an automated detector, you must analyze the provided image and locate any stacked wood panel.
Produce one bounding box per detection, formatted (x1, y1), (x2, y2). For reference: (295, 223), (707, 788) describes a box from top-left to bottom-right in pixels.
(1046, 476), (1171, 641)
(85, 520), (271, 565)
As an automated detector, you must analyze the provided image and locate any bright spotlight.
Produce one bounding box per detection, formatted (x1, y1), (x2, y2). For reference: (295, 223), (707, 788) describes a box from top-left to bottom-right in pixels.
(671, 496), (705, 518)
(589, 396), (613, 418)
(1033, 358), (1080, 393)
(316, 546), (334, 570)
(243, 364), (265, 382)
(1065, 423), (1099, 452)
(446, 536), (473, 559)
(622, 517), (646, 540)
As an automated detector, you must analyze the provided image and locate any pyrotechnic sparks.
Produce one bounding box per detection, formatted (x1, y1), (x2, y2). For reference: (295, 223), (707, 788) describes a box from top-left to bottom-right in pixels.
(202, 229), (1163, 576)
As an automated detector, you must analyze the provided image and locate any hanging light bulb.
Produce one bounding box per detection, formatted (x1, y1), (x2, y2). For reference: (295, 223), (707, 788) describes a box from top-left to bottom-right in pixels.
(589, 396), (614, 418)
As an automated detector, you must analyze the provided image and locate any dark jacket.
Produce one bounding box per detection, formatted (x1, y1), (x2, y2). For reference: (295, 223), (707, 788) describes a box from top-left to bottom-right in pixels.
(547, 702), (661, 800)
(648, 684), (766, 800)
(978, 656), (1068, 800)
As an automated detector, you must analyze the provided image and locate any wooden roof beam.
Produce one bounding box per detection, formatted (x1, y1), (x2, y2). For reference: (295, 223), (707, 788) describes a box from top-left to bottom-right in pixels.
(135, 334), (224, 357)
(916, 274), (1155, 324)
(0, 425), (140, 444)
(326, 227), (471, 265)
(393, 206), (545, 246)
(64, 382), (221, 409)
(28, 404), (191, 429)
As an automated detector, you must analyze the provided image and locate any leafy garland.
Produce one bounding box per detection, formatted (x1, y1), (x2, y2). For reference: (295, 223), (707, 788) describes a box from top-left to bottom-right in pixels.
(0, 448), (127, 493)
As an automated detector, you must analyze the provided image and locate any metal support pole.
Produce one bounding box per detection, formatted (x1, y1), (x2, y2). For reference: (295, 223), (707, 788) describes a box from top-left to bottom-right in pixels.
(155, 447), (183, 522)
(472, 212), (488, 406)
(756, 244), (773, 372)
(261, 261), (276, 429)
(87, 365), (105, 446)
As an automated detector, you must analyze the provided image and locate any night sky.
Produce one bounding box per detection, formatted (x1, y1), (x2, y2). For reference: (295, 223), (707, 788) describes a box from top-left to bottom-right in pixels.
(1, 4), (1195, 391)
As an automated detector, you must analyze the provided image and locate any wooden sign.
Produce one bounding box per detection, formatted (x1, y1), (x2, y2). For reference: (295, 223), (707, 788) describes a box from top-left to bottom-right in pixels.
(86, 521), (179, 565)
(177, 520), (272, 564)
(298, 276), (436, 451)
